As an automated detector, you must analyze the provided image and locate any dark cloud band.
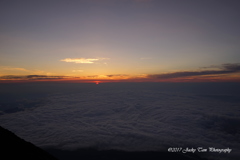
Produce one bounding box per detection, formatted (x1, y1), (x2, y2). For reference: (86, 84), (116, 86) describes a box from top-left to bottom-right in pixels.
(148, 63), (240, 79)
(0, 75), (70, 80)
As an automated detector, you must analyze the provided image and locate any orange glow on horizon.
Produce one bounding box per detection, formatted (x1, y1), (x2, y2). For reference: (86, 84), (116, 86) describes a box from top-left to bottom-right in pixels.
(95, 81), (100, 84)
(1, 77), (240, 83)
(1, 74), (240, 83)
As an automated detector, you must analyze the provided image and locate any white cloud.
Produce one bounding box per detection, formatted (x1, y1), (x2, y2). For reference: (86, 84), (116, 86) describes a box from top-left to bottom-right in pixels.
(60, 58), (109, 64)
(61, 58), (98, 64)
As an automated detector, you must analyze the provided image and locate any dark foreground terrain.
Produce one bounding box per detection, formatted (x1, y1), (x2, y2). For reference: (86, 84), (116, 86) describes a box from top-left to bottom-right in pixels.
(1, 125), (209, 160)
(0, 126), (57, 160)
(46, 148), (209, 160)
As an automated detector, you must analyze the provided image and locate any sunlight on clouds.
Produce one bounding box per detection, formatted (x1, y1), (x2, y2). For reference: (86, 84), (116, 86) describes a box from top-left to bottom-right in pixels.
(61, 58), (99, 64)
(2, 67), (29, 72)
(1, 63), (240, 83)
(72, 70), (83, 72)
(0, 66), (53, 76)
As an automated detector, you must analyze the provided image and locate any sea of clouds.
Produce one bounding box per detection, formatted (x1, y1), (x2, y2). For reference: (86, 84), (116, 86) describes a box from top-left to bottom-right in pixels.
(0, 83), (240, 160)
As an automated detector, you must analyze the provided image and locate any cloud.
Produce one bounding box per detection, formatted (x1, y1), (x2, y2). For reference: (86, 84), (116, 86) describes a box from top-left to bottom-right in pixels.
(2, 67), (29, 72)
(60, 58), (109, 64)
(0, 75), (70, 80)
(72, 70), (83, 72)
(148, 63), (240, 79)
(106, 74), (129, 78)
(1, 63), (240, 83)
(222, 63), (240, 71)
(0, 66), (53, 76)
(0, 83), (239, 160)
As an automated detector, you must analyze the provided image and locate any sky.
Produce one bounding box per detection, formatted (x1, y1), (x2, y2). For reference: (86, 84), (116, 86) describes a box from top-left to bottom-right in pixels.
(1, 0), (240, 83)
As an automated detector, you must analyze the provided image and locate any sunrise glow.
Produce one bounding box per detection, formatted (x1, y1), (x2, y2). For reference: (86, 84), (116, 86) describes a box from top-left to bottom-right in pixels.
(1, 0), (240, 83)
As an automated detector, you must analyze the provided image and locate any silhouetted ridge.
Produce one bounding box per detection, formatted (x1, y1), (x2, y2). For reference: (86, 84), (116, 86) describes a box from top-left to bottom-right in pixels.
(0, 126), (57, 160)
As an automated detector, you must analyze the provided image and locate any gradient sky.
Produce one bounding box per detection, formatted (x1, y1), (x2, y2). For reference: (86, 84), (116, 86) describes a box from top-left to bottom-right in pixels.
(1, 0), (240, 83)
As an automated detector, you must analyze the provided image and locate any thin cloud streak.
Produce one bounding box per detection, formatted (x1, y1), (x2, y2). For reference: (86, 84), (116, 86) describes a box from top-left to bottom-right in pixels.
(61, 58), (99, 64)
(60, 58), (109, 64)
(2, 67), (29, 72)
(0, 66), (53, 76)
(148, 63), (240, 79)
(72, 70), (83, 72)
(106, 74), (129, 78)
(0, 75), (71, 80)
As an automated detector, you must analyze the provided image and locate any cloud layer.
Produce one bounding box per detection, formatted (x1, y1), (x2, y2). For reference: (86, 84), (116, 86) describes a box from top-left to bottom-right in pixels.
(0, 83), (240, 160)
(1, 63), (240, 82)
